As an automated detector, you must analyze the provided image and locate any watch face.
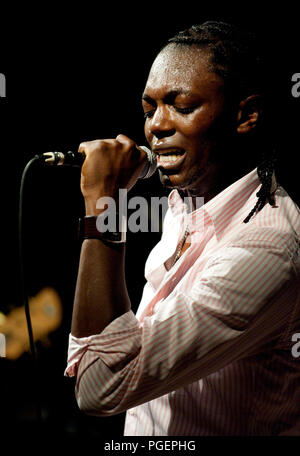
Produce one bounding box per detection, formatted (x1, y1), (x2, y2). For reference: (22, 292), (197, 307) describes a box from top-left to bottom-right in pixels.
(104, 231), (123, 243)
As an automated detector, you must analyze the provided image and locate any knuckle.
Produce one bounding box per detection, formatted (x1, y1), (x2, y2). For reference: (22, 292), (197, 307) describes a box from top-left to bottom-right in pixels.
(78, 141), (87, 153)
(117, 134), (135, 149)
(127, 138), (136, 150)
(89, 140), (111, 156)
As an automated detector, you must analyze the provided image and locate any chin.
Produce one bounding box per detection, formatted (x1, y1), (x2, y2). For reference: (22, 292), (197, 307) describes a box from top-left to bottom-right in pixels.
(159, 171), (185, 190)
(160, 164), (212, 192)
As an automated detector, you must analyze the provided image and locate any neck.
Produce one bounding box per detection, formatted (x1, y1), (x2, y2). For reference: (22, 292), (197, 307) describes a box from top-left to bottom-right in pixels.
(185, 162), (255, 212)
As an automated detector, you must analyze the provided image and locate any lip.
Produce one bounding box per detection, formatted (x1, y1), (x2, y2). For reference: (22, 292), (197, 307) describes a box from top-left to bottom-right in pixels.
(154, 147), (186, 170)
(153, 146), (184, 155)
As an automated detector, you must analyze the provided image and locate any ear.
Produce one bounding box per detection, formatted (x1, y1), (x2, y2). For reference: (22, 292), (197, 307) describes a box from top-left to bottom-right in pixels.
(236, 94), (262, 134)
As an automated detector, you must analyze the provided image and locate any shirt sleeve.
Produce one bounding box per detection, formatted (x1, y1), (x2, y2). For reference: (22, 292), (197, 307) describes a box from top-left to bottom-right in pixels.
(64, 310), (140, 377)
(65, 227), (300, 416)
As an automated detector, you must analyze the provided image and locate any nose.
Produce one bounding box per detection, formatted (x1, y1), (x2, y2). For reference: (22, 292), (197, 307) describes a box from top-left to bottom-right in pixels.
(148, 105), (176, 140)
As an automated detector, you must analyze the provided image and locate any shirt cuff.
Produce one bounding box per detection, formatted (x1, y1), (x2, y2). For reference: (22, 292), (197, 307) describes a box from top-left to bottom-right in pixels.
(64, 310), (139, 377)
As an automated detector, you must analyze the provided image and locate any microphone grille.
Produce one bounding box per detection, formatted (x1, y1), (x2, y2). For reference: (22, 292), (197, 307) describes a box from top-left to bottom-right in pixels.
(139, 146), (157, 179)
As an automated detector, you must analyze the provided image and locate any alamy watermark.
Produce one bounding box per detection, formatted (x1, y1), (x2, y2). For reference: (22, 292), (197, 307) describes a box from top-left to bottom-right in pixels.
(95, 189), (204, 241)
(291, 333), (300, 358)
(291, 73), (300, 98)
(0, 333), (5, 357)
(0, 73), (6, 97)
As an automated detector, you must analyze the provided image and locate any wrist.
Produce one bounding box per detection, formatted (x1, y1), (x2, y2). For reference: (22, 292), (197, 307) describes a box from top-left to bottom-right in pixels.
(84, 189), (123, 215)
(79, 212), (127, 244)
(84, 188), (128, 217)
(85, 199), (105, 216)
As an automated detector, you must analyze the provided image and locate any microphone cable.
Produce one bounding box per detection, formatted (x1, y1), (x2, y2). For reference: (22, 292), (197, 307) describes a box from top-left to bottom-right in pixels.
(18, 152), (80, 430)
(18, 154), (43, 427)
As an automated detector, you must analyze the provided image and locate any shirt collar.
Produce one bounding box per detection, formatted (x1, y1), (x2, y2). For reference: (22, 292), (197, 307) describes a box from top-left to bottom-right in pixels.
(167, 168), (277, 240)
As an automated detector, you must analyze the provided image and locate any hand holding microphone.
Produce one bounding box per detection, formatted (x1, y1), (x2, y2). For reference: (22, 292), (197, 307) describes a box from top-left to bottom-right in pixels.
(40, 135), (157, 216)
(42, 142), (156, 179)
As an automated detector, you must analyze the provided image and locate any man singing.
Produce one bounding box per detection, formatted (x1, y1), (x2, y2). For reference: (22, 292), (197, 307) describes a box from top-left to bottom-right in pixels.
(65, 21), (300, 435)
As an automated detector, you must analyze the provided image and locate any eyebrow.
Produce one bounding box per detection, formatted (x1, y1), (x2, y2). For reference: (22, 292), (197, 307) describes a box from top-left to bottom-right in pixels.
(142, 89), (195, 103)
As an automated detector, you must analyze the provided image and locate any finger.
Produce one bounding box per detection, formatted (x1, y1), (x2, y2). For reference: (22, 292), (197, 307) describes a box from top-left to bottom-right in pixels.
(78, 140), (108, 158)
(79, 139), (121, 154)
(116, 134), (135, 148)
(116, 134), (143, 163)
(78, 142), (88, 155)
(115, 135), (147, 159)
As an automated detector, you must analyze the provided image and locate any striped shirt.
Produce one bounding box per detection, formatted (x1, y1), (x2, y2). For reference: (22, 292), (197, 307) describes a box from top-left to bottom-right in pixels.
(65, 168), (300, 435)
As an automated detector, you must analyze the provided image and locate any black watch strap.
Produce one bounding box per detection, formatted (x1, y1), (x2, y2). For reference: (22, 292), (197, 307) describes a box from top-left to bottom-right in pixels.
(78, 215), (126, 243)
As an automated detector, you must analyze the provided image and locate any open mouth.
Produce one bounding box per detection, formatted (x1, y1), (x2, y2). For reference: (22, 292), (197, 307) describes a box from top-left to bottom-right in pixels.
(156, 150), (186, 170)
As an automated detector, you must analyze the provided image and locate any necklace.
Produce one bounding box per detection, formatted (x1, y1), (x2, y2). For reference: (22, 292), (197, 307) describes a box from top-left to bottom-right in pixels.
(172, 227), (189, 267)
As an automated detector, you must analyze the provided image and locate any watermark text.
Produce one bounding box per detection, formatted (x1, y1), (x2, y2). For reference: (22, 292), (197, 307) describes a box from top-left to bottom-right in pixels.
(291, 73), (300, 98)
(0, 333), (6, 357)
(0, 73), (6, 97)
(95, 189), (204, 240)
(291, 333), (300, 358)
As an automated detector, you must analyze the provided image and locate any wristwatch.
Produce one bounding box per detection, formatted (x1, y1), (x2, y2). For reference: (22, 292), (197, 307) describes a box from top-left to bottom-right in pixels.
(78, 215), (126, 243)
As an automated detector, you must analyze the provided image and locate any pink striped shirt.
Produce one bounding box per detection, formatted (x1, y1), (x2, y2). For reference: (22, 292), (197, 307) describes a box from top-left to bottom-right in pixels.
(65, 168), (300, 435)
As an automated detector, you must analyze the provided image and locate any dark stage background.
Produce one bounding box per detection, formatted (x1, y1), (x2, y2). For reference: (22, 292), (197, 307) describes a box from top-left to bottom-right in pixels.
(0, 3), (299, 449)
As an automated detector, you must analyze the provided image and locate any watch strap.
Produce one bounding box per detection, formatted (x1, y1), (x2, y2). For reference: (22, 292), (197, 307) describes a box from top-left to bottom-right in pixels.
(78, 215), (126, 243)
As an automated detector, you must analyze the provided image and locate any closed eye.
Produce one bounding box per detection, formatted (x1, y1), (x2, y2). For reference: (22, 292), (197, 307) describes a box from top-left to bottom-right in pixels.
(174, 106), (197, 114)
(144, 109), (155, 119)
(143, 106), (197, 119)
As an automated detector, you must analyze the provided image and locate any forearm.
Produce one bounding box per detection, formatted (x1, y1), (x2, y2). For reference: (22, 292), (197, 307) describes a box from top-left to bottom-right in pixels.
(71, 238), (131, 338)
(70, 135), (146, 338)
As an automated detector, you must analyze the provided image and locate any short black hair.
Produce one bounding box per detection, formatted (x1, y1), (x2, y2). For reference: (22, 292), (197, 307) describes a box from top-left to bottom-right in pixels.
(164, 21), (265, 101)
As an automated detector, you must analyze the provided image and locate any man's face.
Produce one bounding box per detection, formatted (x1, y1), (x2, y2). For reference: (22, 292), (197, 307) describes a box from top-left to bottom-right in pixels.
(142, 45), (233, 196)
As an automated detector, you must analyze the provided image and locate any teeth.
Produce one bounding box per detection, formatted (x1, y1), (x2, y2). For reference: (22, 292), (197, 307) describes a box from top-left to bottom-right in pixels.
(159, 154), (181, 162)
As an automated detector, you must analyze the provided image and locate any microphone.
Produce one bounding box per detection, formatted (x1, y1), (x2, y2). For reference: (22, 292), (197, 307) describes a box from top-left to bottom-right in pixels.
(40, 146), (157, 179)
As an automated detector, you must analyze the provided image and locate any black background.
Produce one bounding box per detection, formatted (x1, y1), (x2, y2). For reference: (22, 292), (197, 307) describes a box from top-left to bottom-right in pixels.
(0, 2), (299, 449)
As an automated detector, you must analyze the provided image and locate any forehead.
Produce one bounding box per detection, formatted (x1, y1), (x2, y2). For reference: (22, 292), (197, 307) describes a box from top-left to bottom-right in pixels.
(144, 45), (223, 96)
